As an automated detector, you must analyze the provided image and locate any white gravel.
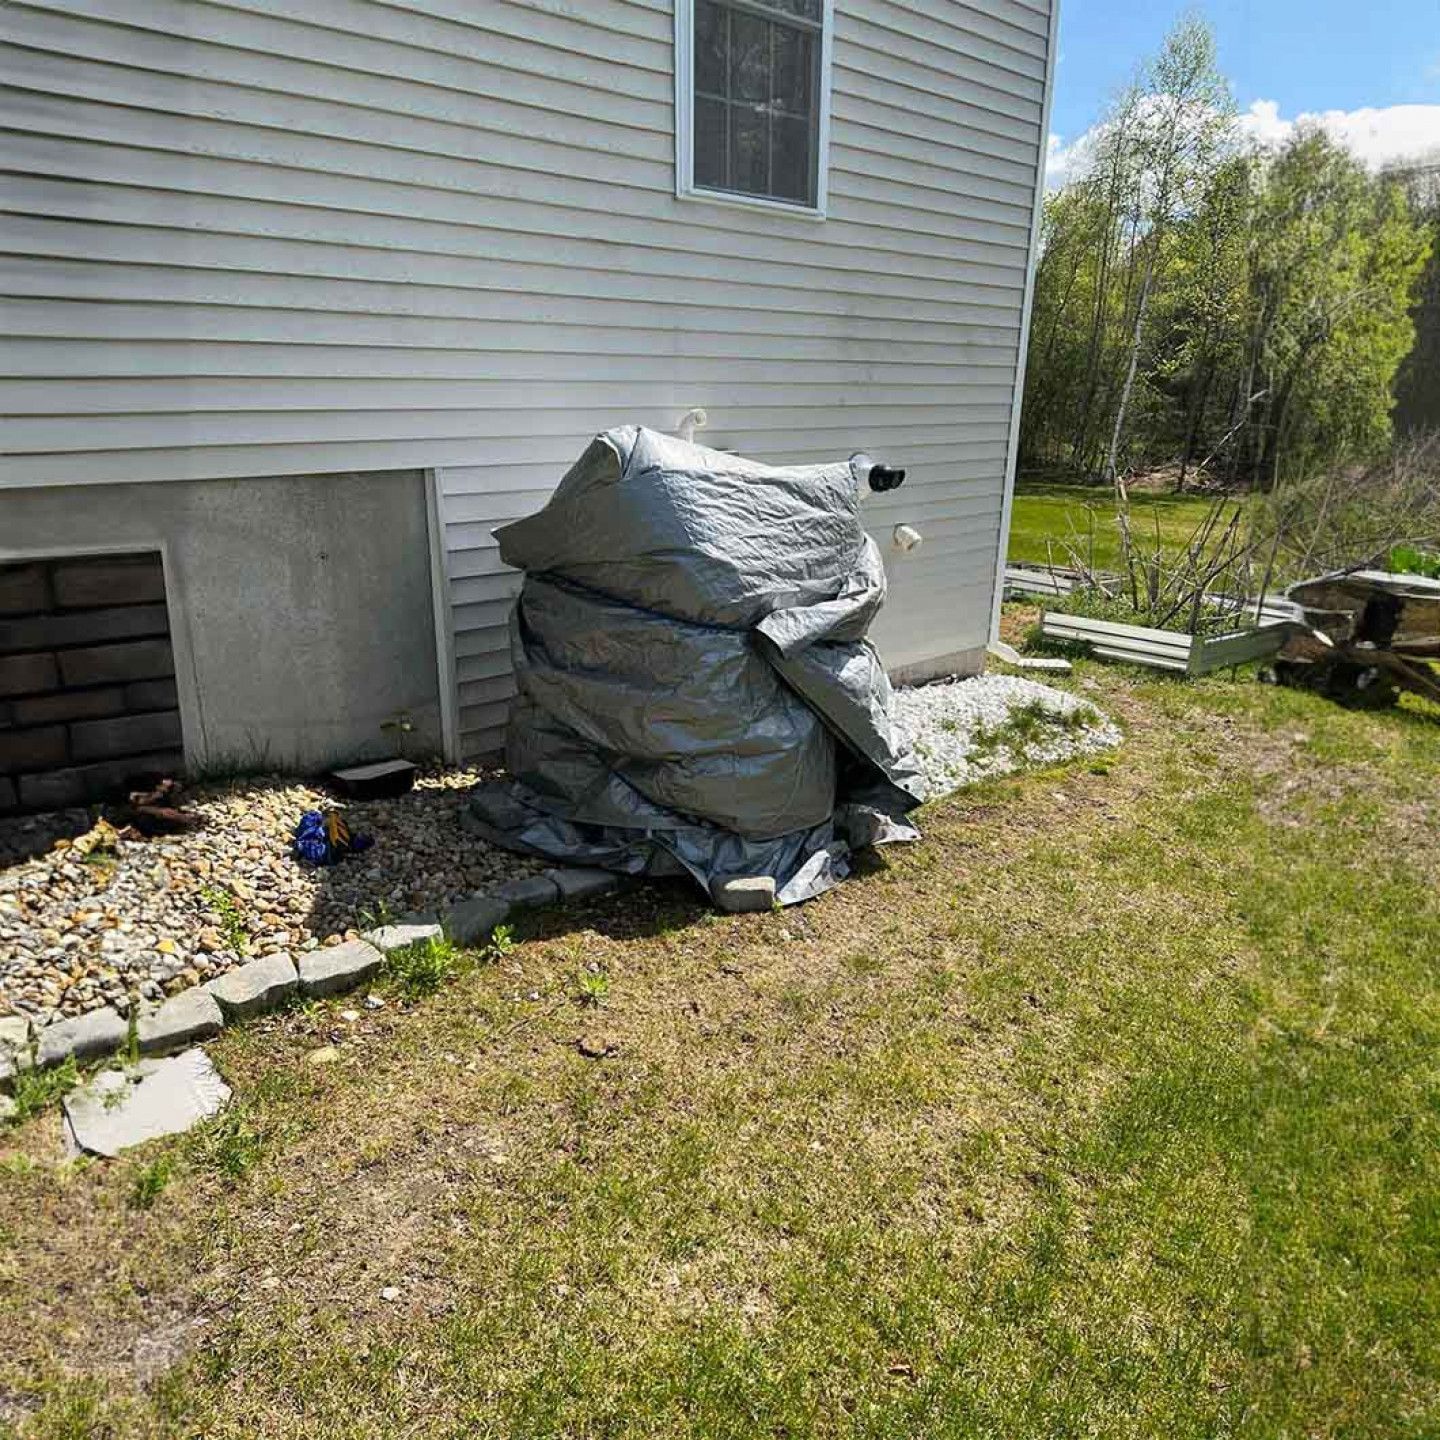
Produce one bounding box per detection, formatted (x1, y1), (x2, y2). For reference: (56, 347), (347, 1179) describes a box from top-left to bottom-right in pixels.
(893, 673), (1121, 798)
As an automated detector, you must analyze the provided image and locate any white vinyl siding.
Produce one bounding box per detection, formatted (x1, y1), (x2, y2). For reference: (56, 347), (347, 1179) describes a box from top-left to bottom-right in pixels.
(1, 0), (1055, 758)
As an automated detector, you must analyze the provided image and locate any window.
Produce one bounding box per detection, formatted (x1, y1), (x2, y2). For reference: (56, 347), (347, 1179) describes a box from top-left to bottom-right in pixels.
(676, 0), (832, 215)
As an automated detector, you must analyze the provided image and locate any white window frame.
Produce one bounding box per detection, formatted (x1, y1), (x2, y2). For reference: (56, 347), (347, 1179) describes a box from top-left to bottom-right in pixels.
(674, 0), (834, 220)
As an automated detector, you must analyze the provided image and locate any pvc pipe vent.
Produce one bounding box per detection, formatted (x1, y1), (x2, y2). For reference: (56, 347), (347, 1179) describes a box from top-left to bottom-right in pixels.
(676, 408), (709, 444)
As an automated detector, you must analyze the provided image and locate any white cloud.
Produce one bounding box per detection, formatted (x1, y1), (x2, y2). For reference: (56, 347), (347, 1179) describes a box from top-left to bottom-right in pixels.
(1044, 100), (1440, 190)
(1044, 129), (1102, 191)
(1238, 99), (1440, 169)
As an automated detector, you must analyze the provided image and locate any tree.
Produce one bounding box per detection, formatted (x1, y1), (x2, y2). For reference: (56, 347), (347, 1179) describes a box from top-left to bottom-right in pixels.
(1390, 154), (1440, 436)
(1242, 132), (1430, 486)
(1155, 154), (1255, 489)
(1101, 17), (1235, 491)
(1016, 72), (1432, 496)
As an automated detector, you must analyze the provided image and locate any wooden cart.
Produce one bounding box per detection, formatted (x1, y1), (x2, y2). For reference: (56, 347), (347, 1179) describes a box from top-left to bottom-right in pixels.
(1267, 569), (1440, 708)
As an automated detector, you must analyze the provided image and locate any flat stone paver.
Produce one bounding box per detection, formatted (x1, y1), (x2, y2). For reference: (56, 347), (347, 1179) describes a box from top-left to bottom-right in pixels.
(137, 986), (224, 1055)
(37, 1005), (127, 1068)
(205, 952), (298, 1021)
(494, 873), (561, 910)
(0, 1016), (29, 1088)
(363, 919), (443, 953)
(297, 939), (383, 998)
(546, 867), (622, 902)
(63, 1048), (230, 1158)
(444, 893), (511, 946)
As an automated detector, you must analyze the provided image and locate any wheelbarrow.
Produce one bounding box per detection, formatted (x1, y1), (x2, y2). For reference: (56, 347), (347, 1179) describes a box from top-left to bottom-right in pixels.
(1263, 568), (1440, 708)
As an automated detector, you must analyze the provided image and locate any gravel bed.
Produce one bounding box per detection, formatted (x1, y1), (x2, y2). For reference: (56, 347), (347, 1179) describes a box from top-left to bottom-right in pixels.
(1, 678), (1120, 1024)
(0, 768), (544, 1025)
(893, 673), (1122, 798)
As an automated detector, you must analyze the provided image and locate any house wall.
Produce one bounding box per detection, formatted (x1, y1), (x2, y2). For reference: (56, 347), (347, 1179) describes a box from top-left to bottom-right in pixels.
(1, 473), (442, 772)
(0, 0), (1056, 758)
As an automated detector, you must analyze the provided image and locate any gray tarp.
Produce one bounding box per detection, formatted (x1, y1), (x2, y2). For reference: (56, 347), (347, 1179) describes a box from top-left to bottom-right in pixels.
(463, 426), (926, 904)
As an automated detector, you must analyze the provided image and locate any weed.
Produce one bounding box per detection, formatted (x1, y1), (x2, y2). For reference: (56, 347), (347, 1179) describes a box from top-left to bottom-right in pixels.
(385, 935), (461, 998)
(574, 969), (610, 1008)
(188, 1108), (265, 1181)
(1390, 543), (1440, 579)
(973, 699), (1101, 758)
(486, 923), (516, 961)
(356, 897), (396, 932)
(128, 1155), (173, 1210)
(9, 1055), (79, 1122)
(200, 885), (249, 954)
(77, 849), (118, 885)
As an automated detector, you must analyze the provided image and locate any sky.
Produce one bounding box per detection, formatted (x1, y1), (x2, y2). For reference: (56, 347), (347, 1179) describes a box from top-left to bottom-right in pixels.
(1045, 0), (1440, 187)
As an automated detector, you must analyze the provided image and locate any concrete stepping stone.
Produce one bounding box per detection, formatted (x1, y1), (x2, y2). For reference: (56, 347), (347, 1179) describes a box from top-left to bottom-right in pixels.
(62, 1048), (231, 1158)
(710, 876), (776, 913)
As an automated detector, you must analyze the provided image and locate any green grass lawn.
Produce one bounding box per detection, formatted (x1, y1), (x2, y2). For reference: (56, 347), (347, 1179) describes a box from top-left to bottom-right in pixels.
(3, 659), (1439, 1438)
(1008, 479), (1240, 572)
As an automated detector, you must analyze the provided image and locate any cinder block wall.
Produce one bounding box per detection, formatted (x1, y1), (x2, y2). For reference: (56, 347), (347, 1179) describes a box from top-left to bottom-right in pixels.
(2, 470), (442, 792)
(0, 553), (183, 810)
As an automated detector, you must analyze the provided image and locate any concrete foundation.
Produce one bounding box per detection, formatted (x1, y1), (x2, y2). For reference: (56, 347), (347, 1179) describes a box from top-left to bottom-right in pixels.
(888, 645), (989, 687)
(2, 471), (442, 773)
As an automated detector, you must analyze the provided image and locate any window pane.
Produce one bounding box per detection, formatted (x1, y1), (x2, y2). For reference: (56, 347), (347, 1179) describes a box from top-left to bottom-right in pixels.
(694, 96), (727, 190)
(771, 113), (812, 203)
(687, 1), (823, 208)
(772, 25), (814, 116)
(695, 1), (727, 96)
(730, 105), (768, 196)
(730, 10), (770, 103)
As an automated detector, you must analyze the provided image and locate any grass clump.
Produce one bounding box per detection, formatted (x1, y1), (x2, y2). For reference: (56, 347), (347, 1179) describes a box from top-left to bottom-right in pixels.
(186, 1108), (266, 1182)
(384, 934), (462, 998)
(128, 1155), (174, 1210)
(8, 1054), (78, 1123)
(384, 924), (517, 999)
(971, 698), (1102, 758)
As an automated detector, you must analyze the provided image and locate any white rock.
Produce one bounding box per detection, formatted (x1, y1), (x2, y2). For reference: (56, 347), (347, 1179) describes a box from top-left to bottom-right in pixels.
(710, 876), (776, 913)
(892, 674), (1121, 798)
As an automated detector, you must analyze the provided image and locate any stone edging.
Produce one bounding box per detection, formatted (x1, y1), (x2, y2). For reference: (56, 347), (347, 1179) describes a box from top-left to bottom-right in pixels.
(0, 865), (621, 1089)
